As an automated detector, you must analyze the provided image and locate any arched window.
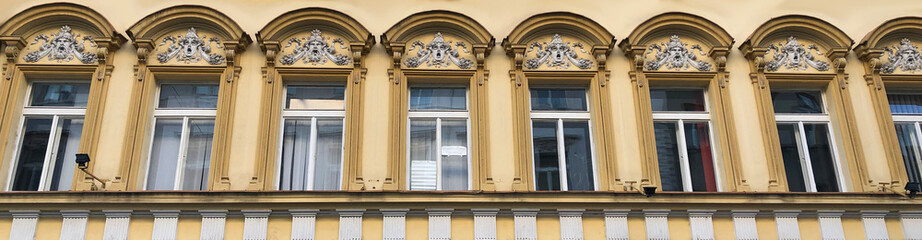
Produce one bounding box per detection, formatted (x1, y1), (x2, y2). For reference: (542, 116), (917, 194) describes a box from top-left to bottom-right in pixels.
(620, 12), (743, 192)
(253, 8), (373, 191)
(122, 5), (250, 191)
(382, 11), (494, 191)
(503, 12), (616, 191)
(740, 15), (869, 192)
(855, 17), (922, 191)
(0, 3), (124, 191)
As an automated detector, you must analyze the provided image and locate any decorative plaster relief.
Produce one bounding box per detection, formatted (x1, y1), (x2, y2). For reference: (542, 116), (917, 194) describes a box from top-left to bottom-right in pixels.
(644, 35), (712, 71)
(405, 32), (473, 69)
(765, 36), (829, 72)
(280, 29), (350, 66)
(882, 38), (922, 74)
(23, 26), (98, 64)
(525, 34), (593, 70)
(157, 27), (225, 65)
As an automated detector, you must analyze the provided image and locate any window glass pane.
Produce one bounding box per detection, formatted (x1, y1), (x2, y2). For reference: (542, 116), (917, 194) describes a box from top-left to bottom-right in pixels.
(48, 118), (83, 191)
(11, 118), (53, 191)
(771, 91), (823, 114)
(441, 120), (469, 191)
(29, 83), (90, 107)
(158, 84), (219, 109)
(803, 124), (839, 192)
(654, 122), (683, 192)
(888, 94), (922, 114)
(409, 119), (437, 190)
(684, 122), (717, 192)
(777, 123), (807, 192)
(650, 89), (706, 112)
(181, 119), (214, 191)
(314, 119), (344, 190)
(146, 119), (183, 190)
(279, 119), (311, 190)
(410, 88), (466, 110)
(532, 120), (560, 191)
(286, 86), (345, 110)
(895, 124), (922, 183)
(529, 89), (587, 111)
(563, 121), (594, 191)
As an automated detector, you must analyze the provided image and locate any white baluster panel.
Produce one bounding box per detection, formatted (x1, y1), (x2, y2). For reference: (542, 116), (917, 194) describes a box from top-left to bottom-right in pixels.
(242, 210), (271, 240)
(472, 209), (498, 240)
(603, 209), (630, 240)
(513, 209), (538, 240)
(291, 209), (319, 240)
(643, 209), (670, 240)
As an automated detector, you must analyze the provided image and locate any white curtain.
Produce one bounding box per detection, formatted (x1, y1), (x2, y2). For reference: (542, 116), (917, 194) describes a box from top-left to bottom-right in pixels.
(313, 119), (343, 190)
(409, 119), (437, 190)
(280, 119), (311, 190)
(147, 119), (183, 190)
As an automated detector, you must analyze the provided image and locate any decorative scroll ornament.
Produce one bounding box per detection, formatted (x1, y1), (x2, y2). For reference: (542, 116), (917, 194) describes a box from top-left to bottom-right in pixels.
(405, 32), (473, 69)
(280, 29), (351, 66)
(23, 26), (98, 64)
(644, 35), (712, 71)
(157, 27), (225, 65)
(525, 34), (592, 69)
(765, 36), (829, 72)
(882, 38), (922, 74)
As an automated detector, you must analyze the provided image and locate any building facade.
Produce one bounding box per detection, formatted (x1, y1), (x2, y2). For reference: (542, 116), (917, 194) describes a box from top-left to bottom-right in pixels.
(0, 0), (920, 239)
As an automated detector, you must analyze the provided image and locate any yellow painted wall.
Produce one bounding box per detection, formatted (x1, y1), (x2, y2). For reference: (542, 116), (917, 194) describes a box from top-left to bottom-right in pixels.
(0, 0), (913, 192)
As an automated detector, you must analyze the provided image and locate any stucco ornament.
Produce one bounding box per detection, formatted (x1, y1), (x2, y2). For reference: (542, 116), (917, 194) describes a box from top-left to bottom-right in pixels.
(525, 34), (593, 69)
(644, 35), (712, 71)
(765, 36), (829, 71)
(23, 25), (98, 64)
(405, 32), (473, 69)
(882, 38), (922, 74)
(157, 27), (225, 65)
(280, 29), (351, 66)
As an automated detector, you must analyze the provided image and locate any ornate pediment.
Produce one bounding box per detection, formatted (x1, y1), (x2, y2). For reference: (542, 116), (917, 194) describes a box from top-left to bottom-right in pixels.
(644, 35), (712, 71)
(404, 32), (473, 69)
(525, 34), (593, 70)
(882, 38), (922, 74)
(22, 25), (98, 64)
(280, 29), (351, 66)
(765, 36), (830, 72)
(156, 27), (225, 65)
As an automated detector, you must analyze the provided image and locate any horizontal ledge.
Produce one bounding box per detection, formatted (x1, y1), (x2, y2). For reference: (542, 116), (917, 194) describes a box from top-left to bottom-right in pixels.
(0, 191), (917, 210)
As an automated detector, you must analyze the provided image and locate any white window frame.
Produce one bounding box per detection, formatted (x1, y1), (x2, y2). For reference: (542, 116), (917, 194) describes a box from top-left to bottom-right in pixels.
(888, 92), (922, 182)
(405, 86), (473, 191)
(5, 81), (88, 191)
(650, 88), (722, 192)
(772, 89), (846, 192)
(527, 87), (598, 191)
(142, 83), (218, 190)
(274, 84), (347, 190)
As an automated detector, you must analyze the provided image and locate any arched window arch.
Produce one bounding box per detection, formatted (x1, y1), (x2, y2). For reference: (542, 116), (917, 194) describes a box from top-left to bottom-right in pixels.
(740, 15), (869, 192)
(620, 12), (744, 192)
(503, 12), (616, 191)
(122, 5), (250, 191)
(0, 2), (125, 191)
(855, 17), (922, 191)
(382, 10), (494, 191)
(253, 7), (374, 191)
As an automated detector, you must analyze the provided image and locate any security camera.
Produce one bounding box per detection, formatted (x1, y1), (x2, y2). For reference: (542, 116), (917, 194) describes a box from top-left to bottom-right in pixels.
(643, 186), (657, 197)
(75, 153), (90, 169)
(906, 182), (921, 198)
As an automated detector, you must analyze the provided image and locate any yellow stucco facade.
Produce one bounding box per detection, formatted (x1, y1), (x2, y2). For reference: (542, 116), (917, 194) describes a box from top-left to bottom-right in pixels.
(0, 0), (921, 239)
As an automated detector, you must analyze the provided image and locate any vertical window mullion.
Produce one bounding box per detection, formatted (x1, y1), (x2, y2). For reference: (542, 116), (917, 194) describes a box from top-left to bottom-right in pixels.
(435, 117), (443, 191)
(37, 115), (61, 191)
(173, 117), (191, 190)
(676, 119), (693, 192)
(556, 118), (568, 191)
(796, 122), (818, 192)
(306, 117), (318, 190)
